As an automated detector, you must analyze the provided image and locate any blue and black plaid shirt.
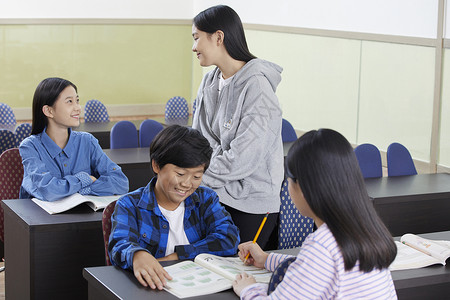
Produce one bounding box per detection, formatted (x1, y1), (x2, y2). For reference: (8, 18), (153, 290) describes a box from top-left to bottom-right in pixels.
(109, 177), (240, 270)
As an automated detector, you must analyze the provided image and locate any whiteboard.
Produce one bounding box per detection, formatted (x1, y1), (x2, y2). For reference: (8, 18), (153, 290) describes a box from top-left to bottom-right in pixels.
(195, 0), (439, 38)
(0, 0), (443, 39)
(0, 0), (193, 19)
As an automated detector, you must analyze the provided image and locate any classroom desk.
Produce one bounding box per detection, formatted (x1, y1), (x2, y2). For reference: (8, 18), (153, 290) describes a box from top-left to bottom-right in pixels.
(74, 120), (142, 149)
(83, 231), (450, 300)
(2, 199), (106, 300)
(104, 143), (294, 191)
(392, 231), (450, 299)
(365, 173), (450, 236)
(103, 147), (154, 191)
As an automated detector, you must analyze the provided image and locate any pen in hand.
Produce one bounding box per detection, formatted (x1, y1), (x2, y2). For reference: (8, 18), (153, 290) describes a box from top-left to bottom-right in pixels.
(243, 212), (269, 264)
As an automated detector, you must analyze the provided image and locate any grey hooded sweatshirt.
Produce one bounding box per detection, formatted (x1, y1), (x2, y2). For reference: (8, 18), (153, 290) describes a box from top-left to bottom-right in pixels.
(192, 59), (283, 214)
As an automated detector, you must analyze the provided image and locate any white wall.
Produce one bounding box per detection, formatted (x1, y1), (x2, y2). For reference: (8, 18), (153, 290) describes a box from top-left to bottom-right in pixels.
(446, 2), (450, 38)
(195, 0), (439, 38)
(0, 0), (194, 19)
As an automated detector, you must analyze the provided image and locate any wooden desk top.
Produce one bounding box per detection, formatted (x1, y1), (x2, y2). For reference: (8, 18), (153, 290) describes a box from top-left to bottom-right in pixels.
(103, 147), (150, 165)
(1, 199), (102, 227)
(83, 231), (450, 299)
(74, 120), (142, 133)
(365, 173), (450, 203)
(84, 262), (237, 300)
(391, 231), (450, 290)
(104, 142), (294, 165)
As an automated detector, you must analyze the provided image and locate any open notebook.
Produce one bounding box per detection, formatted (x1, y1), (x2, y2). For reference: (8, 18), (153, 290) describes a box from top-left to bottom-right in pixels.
(32, 193), (122, 214)
(163, 253), (272, 298)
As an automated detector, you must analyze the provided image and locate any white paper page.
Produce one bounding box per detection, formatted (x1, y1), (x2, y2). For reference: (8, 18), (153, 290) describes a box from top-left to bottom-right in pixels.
(401, 234), (450, 263)
(194, 254), (272, 283)
(164, 261), (232, 298)
(32, 193), (88, 214)
(390, 241), (443, 271)
(83, 195), (122, 210)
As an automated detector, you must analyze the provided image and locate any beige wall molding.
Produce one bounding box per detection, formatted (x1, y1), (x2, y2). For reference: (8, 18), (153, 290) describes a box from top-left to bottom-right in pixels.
(444, 39), (450, 48)
(13, 103), (166, 121)
(244, 23), (438, 47)
(0, 18), (192, 25)
(0, 18), (439, 48)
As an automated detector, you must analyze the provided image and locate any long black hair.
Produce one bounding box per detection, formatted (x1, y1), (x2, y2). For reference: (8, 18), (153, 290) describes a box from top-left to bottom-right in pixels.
(150, 125), (213, 171)
(193, 5), (256, 62)
(31, 77), (77, 135)
(286, 129), (397, 272)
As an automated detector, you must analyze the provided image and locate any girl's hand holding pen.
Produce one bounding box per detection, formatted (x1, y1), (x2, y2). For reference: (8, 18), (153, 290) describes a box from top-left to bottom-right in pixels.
(238, 241), (268, 268)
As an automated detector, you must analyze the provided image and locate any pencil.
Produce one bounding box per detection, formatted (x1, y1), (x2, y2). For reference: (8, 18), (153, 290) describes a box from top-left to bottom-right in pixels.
(243, 212), (269, 264)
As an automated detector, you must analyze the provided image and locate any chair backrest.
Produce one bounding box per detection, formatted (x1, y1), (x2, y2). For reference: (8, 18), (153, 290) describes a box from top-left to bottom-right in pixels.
(0, 148), (24, 242)
(387, 142), (417, 177)
(278, 179), (314, 249)
(110, 120), (139, 149)
(0, 130), (17, 154)
(102, 200), (117, 266)
(281, 119), (297, 143)
(139, 119), (164, 148)
(268, 256), (296, 294)
(354, 143), (383, 178)
(0, 103), (16, 127)
(84, 99), (110, 123)
(192, 99), (197, 116)
(165, 96), (189, 125)
(15, 123), (32, 145)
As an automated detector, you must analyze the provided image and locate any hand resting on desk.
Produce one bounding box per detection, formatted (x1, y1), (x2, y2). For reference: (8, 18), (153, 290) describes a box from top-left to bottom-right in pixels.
(132, 250), (173, 290)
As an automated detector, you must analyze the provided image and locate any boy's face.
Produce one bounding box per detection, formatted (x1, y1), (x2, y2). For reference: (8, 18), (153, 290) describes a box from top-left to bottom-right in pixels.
(152, 162), (205, 211)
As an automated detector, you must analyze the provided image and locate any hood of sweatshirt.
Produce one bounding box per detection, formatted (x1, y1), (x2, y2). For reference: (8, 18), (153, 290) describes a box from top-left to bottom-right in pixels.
(233, 58), (283, 92)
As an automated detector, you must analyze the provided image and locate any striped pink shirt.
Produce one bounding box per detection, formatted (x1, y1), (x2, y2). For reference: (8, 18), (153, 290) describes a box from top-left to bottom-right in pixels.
(241, 224), (397, 299)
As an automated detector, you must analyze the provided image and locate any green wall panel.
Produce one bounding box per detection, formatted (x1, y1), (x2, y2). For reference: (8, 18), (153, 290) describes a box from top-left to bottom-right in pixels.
(0, 24), (193, 109)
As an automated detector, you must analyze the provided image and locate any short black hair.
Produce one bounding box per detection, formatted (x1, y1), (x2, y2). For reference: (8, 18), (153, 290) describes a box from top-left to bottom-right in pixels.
(150, 125), (212, 171)
(193, 5), (256, 63)
(31, 77), (77, 135)
(286, 128), (396, 272)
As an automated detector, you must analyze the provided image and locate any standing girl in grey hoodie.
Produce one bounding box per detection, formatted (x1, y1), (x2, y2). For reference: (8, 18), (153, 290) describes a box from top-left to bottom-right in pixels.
(192, 5), (284, 250)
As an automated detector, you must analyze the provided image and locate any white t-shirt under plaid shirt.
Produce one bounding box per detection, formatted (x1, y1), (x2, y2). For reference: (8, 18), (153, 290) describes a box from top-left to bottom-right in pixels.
(241, 223), (397, 299)
(159, 202), (189, 256)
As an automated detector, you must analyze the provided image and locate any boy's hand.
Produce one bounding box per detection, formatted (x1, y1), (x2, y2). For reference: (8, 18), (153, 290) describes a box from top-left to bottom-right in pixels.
(233, 272), (256, 296)
(132, 250), (173, 289)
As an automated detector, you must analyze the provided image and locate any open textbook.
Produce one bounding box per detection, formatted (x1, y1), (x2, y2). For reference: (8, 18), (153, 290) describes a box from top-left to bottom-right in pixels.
(164, 253), (273, 298)
(32, 193), (122, 214)
(390, 233), (450, 271)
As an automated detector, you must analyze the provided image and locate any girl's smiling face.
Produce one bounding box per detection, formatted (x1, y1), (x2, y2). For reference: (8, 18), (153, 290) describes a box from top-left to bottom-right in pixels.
(192, 25), (221, 67)
(44, 85), (81, 129)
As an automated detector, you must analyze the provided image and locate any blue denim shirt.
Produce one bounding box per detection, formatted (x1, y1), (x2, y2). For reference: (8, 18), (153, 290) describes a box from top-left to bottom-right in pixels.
(109, 177), (240, 270)
(19, 128), (129, 201)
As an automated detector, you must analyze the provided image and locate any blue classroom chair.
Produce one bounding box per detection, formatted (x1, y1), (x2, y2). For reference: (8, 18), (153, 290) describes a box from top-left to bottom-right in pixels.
(139, 119), (164, 148)
(387, 142), (417, 177)
(354, 143), (383, 178)
(278, 179), (315, 249)
(165, 96), (189, 125)
(84, 99), (110, 123)
(281, 119), (297, 143)
(110, 121), (139, 149)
